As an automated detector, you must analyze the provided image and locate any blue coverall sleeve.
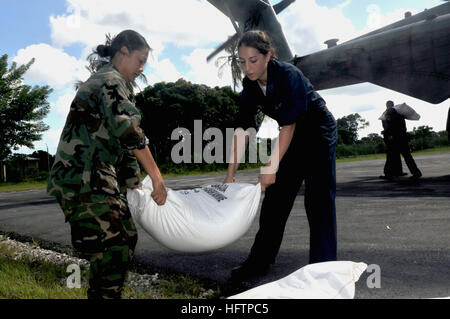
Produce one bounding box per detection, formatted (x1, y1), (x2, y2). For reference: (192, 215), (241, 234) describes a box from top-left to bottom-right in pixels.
(277, 69), (309, 127)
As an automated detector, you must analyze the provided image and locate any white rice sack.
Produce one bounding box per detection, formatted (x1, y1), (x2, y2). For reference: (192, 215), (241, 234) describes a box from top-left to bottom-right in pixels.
(379, 103), (420, 121)
(228, 261), (368, 299)
(127, 176), (261, 253)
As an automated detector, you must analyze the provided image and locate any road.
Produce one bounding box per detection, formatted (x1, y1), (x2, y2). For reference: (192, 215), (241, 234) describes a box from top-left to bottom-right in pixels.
(0, 152), (449, 298)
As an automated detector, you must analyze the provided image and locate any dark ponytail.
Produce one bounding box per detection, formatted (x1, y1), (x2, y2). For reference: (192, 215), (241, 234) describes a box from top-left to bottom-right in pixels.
(88, 30), (151, 71)
(95, 44), (113, 58)
(237, 30), (278, 60)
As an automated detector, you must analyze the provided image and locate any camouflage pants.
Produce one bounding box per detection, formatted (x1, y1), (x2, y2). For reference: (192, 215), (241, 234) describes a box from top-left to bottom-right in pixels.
(58, 196), (138, 299)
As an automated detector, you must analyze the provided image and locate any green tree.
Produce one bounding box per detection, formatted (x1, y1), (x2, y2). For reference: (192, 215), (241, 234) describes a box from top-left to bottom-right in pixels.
(409, 125), (437, 150)
(0, 54), (52, 161)
(215, 36), (242, 91)
(359, 133), (384, 145)
(411, 125), (434, 139)
(358, 133), (385, 154)
(337, 113), (369, 144)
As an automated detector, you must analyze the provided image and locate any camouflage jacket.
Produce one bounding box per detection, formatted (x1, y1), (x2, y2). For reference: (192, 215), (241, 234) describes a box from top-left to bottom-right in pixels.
(47, 64), (148, 203)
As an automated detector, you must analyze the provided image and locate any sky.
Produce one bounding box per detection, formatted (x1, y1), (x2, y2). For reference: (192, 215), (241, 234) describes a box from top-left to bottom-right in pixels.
(1, 0), (447, 155)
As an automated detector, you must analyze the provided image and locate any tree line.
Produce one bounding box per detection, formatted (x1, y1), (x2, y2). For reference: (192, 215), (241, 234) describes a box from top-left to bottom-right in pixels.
(1, 54), (448, 182)
(336, 113), (448, 158)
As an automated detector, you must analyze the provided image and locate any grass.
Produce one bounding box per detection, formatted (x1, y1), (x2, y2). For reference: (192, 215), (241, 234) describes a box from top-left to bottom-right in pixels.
(1, 146), (449, 193)
(0, 238), (219, 299)
(0, 244), (88, 299)
(336, 145), (450, 163)
(0, 180), (49, 193)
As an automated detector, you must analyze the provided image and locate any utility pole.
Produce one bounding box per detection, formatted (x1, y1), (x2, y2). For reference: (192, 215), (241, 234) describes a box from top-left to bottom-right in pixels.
(46, 143), (50, 172)
(0, 161), (5, 182)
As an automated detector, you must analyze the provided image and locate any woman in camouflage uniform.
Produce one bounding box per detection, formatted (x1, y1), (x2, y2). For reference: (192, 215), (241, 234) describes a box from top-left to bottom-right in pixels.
(47, 30), (167, 299)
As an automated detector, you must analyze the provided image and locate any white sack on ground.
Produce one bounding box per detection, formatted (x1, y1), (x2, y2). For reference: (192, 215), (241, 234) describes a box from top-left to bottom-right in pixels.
(127, 176), (261, 253)
(228, 261), (368, 299)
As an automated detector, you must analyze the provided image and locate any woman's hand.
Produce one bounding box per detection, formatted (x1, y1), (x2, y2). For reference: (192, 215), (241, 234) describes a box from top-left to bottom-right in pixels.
(223, 175), (235, 183)
(151, 181), (167, 206)
(259, 173), (276, 191)
(132, 145), (167, 205)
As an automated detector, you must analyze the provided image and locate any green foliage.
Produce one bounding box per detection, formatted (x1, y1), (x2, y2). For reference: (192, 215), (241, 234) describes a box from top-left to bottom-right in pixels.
(335, 125), (447, 159)
(409, 126), (448, 151)
(0, 54), (52, 161)
(337, 113), (369, 145)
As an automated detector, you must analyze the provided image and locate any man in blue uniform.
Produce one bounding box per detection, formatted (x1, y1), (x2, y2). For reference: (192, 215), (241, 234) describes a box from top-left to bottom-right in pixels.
(381, 101), (422, 181)
(224, 30), (337, 282)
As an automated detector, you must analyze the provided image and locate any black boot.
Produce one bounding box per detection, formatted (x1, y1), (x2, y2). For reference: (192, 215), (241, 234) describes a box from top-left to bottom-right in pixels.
(230, 259), (271, 282)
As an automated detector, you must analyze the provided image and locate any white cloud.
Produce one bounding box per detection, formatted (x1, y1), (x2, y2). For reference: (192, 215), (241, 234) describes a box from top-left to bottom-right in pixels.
(15, 128), (63, 156)
(279, 0), (358, 56)
(41, 128), (64, 155)
(47, 0), (236, 88)
(49, 0), (234, 58)
(321, 83), (383, 96)
(52, 91), (76, 119)
(360, 5), (419, 35)
(13, 44), (89, 88)
(145, 58), (183, 84)
(350, 104), (377, 113)
(183, 48), (233, 87)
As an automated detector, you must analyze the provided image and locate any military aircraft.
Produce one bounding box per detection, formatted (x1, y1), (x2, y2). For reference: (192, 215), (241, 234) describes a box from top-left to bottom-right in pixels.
(206, 0), (450, 118)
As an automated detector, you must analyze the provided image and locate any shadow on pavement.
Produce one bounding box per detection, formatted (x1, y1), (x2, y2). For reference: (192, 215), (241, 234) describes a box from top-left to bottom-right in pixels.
(296, 175), (450, 198)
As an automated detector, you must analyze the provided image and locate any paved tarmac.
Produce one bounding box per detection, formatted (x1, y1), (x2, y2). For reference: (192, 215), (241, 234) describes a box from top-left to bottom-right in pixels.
(0, 152), (449, 299)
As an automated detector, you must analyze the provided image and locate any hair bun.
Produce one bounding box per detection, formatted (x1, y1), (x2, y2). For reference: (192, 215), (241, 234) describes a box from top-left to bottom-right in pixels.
(96, 44), (111, 57)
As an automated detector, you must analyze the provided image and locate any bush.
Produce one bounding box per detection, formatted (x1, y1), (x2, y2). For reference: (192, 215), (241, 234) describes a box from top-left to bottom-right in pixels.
(336, 144), (358, 158)
(37, 171), (49, 181)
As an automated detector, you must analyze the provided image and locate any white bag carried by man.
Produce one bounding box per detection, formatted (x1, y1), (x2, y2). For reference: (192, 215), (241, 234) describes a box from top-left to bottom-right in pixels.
(127, 176), (261, 253)
(379, 103), (420, 121)
(393, 103), (420, 120)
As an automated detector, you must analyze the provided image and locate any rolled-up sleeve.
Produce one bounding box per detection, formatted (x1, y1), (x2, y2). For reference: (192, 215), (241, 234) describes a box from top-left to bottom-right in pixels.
(101, 80), (148, 150)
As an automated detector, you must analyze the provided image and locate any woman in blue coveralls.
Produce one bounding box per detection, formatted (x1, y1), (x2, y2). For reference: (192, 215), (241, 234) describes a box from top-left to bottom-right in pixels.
(224, 30), (338, 282)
